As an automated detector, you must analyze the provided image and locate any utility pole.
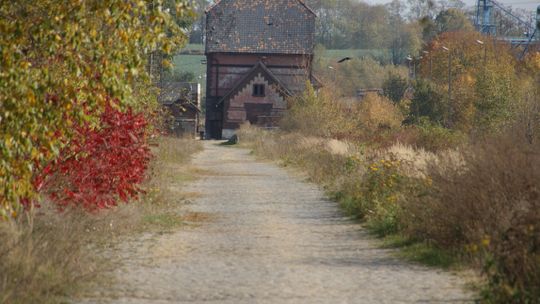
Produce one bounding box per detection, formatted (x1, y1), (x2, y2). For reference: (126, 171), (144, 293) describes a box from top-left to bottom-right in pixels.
(476, 39), (487, 67)
(442, 46), (452, 127)
(406, 55), (413, 79)
(422, 51), (432, 81)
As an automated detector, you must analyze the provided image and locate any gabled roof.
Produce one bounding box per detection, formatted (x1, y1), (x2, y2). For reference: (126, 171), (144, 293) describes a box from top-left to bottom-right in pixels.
(205, 0), (316, 55)
(217, 61), (293, 106)
(159, 82), (199, 105)
(174, 101), (201, 113)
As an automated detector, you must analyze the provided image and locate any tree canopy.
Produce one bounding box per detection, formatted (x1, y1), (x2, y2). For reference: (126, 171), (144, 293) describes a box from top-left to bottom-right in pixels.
(0, 0), (191, 218)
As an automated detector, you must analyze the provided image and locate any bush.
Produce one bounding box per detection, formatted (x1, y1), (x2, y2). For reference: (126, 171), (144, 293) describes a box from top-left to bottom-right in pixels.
(344, 157), (406, 236)
(407, 79), (446, 125)
(281, 84), (360, 139)
(414, 119), (465, 151)
(0, 0), (187, 218)
(401, 134), (540, 302)
(358, 93), (404, 132)
(382, 73), (409, 104)
(38, 104), (152, 211)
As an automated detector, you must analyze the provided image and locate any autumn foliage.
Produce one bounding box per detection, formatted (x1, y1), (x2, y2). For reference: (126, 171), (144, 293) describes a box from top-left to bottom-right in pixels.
(32, 104), (150, 211)
(0, 1), (190, 218)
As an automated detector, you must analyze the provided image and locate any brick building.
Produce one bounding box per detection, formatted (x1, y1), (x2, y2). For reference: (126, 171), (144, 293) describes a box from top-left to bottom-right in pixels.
(204, 0), (317, 139)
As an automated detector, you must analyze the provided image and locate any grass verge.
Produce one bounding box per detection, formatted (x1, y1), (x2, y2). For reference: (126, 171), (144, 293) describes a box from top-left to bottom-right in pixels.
(0, 136), (202, 304)
(381, 234), (460, 269)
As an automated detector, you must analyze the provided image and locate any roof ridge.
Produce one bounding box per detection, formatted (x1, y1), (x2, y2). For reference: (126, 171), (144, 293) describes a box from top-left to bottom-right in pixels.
(297, 0), (317, 16)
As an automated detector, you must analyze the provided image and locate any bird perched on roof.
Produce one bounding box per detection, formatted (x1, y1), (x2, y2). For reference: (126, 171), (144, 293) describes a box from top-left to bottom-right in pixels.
(337, 57), (352, 63)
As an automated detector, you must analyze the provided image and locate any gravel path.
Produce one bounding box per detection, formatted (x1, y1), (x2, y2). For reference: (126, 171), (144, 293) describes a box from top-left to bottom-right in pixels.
(81, 142), (473, 304)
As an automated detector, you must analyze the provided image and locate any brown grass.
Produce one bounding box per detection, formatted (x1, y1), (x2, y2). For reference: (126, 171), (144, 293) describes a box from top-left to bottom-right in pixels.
(0, 136), (202, 304)
(240, 116), (540, 302)
(401, 134), (540, 302)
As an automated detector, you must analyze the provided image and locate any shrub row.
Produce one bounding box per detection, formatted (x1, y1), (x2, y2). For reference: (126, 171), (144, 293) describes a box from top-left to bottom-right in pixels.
(239, 123), (539, 303)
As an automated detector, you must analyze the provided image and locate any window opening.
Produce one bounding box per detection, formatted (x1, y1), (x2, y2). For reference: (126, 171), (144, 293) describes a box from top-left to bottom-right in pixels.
(252, 84), (265, 97)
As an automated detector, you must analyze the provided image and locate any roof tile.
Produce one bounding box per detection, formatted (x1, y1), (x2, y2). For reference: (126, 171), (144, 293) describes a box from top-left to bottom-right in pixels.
(205, 0), (316, 55)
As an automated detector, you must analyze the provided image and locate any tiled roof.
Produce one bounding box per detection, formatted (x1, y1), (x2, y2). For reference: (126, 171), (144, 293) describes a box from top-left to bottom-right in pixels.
(159, 82), (199, 105)
(205, 0), (316, 55)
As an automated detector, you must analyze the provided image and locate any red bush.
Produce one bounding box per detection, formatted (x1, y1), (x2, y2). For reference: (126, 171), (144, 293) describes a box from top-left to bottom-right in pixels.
(39, 104), (152, 211)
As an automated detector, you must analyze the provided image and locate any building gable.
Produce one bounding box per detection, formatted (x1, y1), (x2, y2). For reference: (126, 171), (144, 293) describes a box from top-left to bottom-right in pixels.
(218, 61), (292, 107)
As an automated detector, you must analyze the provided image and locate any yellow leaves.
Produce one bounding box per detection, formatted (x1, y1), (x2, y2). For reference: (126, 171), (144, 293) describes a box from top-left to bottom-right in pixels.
(30, 147), (39, 159)
(4, 135), (13, 149)
(0, 207), (9, 221)
(90, 28), (98, 39)
(481, 236), (490, 247)
(20, 61), (32, 69)
(118, 30), (128, 43)
(26, 91), (36, 105)
(162, 59), (173, 69)
(1, 0), (191, 214)
(462, 73), (474, 85)
(466, 243), (479, 253)
(162, 42), (172, 54)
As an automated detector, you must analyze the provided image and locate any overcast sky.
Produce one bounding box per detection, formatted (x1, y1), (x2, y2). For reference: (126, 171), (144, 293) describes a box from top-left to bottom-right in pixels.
(364, 0), (539, 10)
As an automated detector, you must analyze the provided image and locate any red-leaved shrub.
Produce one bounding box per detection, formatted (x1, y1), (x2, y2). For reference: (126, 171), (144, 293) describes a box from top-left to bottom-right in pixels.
(38, 104), (152, 211)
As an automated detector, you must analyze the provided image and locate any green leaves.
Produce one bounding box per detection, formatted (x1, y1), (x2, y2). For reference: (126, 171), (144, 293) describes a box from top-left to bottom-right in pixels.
(0, 0), (190, 219)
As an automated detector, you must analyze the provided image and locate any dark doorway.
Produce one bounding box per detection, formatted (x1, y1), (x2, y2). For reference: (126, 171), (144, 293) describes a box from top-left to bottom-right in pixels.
(207, 120), (222, 139)
(244, 103), (273, 125)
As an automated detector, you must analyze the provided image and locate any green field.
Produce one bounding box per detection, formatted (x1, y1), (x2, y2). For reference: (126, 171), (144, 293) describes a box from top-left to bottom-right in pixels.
(172, 44), (206, 80)
(170, 44), (391, 93)
(172, 54), (206, 79)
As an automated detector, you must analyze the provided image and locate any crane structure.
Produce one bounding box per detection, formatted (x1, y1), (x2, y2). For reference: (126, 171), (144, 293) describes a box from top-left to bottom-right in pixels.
(475, 1), (540, 57)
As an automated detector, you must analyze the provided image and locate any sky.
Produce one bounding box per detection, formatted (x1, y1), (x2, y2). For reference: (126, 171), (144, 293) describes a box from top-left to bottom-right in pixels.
(364, 0), (539, 10)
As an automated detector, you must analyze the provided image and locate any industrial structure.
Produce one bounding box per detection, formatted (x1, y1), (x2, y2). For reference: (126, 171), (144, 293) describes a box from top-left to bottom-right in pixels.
(475, 0), (540, 57)
(204, 0), (318, 139)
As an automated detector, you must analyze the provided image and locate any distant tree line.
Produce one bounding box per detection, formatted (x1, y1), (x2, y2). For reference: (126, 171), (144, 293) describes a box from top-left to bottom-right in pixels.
(186, 0), (532, 64)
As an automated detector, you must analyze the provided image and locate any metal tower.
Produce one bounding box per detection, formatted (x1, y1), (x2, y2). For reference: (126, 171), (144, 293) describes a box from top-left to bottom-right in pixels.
(476, 0), (496, 35)
(475, 0), (539, 57)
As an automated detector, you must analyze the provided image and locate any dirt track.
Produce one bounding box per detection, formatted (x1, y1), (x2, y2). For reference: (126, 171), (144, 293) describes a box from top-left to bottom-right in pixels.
(80, 141), (472, 304)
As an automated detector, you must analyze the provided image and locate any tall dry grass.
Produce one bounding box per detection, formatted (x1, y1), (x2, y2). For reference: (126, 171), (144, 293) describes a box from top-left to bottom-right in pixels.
(401, 134), (540, 303)
(239, 82), (540, 302)
(0, 137), (202, 304)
